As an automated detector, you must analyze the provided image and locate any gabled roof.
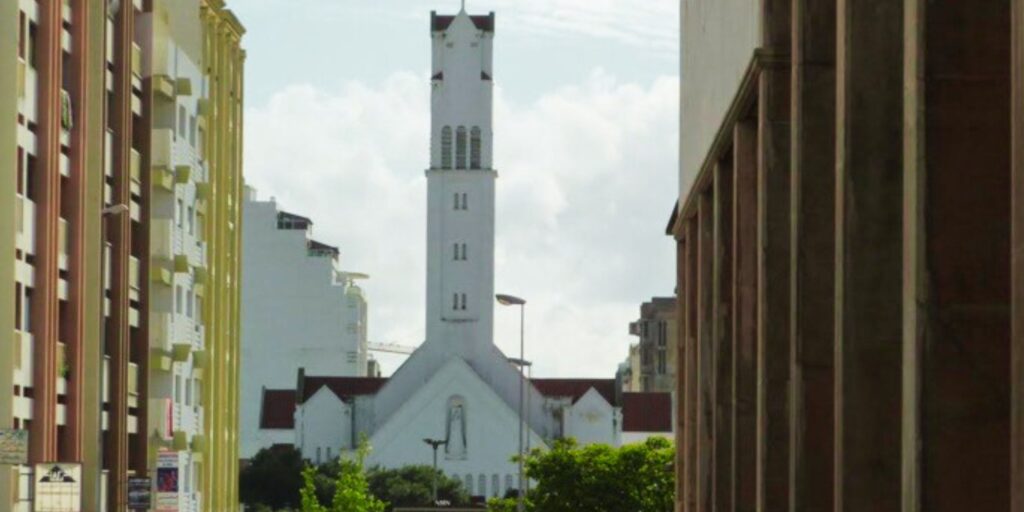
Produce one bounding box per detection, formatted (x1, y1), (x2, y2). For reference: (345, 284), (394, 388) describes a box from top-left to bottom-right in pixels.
(299, 376), (389, 404)
(431, 11), (495, 33)
(622, 392), (673, 433)
(531, 378), (618, 406)
(260, 389), (297, 430)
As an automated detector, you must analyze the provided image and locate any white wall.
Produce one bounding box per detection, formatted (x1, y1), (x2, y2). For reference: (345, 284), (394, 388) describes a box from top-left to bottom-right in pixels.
(679, 0), (760, 200)
(240, 195), (368, 457)
(367, 358), (546, 499)
(564, 388), (619, 446)
(297, 388), (352, 464)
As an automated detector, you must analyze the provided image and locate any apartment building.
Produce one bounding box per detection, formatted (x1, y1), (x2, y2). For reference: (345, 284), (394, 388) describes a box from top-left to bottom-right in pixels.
(240, 189), (370, 459)
(625, 297), (676, 393)
(669, 1), (1024, 511)
(0, 1), (244, 510)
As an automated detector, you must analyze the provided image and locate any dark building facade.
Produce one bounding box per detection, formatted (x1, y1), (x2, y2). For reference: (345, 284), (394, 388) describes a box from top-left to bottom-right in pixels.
(669, 1), (1024, 511)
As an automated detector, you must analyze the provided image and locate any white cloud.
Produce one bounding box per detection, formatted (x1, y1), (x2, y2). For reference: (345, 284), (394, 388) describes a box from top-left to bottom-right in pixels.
(244, 70), (679, 378)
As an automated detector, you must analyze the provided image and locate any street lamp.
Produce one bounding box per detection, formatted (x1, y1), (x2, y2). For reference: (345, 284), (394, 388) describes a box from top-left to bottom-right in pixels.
(422, 438), (447, 504)
(98, 203), (128, 511)
(496, 294), (526, 512)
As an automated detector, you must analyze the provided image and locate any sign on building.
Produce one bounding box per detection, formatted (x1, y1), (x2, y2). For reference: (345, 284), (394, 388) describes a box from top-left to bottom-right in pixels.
(127, 477), (152, 511)
(0, 429), (29, 465)
(33, 463), (81, 512)
(155, 451), (179, 511)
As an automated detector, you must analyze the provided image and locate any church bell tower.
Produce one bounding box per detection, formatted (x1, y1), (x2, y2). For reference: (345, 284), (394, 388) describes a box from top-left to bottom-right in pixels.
(424, 6), (497, 356)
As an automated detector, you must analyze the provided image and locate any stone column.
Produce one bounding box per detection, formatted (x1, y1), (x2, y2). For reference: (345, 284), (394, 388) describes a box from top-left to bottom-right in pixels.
(713, 159), (734, 512)
(698, 191), (714, 512)
(788, 0), (836, 510)
(756, 55), (792, 512)
(834, 1), (904, 510)
(1014, 1), (1024, 511)
(732, 120), (758, 512)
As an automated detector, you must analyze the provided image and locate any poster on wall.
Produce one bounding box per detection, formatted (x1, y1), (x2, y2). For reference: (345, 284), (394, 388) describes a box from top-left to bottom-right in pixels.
(0, 429), (29, 465)
(155, 451), (179, 512)
(33, 463), (81, 512)
(127, 477), (152, 510)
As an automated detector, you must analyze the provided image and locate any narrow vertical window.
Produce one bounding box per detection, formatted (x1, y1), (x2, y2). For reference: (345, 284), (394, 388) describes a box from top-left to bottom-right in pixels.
(470, 127), (482, 169)
(461, 293), (467, 311)
(461, 243), (467, 261)
(453, 243), (459, 261)
(441, 126), (453, 169)
(454, 193), (460, 210)
(456, 126), (467, 169)
(453, 293), (459, 311)
(462, 193), (468, 210)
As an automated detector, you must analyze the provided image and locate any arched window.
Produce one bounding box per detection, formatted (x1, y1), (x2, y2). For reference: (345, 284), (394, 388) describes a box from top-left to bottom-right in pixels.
(462, 193), (468, 210)
(441, 126), (453, 169)
(445, 396), (468, 459)
(461, 243), (467, 261)
(491, 474), (499, 497)
(470, 127), (482, 169)
(453, 193), (461, 210)
(455, 126), (468, 169)
(465, 474), (473, 494)
(505, 474), (514, 496)
(453, 243), (459, 261)
(453, 293), (459, 311)
(478, 473), (487, 496)
(460, 293), (467, 311)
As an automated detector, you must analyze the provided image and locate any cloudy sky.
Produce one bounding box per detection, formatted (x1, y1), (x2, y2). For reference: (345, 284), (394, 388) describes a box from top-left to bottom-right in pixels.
(233, 0), (680, 378)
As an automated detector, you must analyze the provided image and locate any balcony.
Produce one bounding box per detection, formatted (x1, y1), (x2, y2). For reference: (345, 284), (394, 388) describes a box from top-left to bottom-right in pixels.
(152, 219), (174, 261)
(127, 362), (139, 409)
(151, 264), (173, 288)
(13, 331), (32, 387)
(57, 342), (67, 396)
(131, 42), (142, 85)
(130, 148), (141, 197)
(16, 58), (25, 99)
(149, 398), (174, 443)
(58, 218), (70, 271)
(151, 128), (174, 169)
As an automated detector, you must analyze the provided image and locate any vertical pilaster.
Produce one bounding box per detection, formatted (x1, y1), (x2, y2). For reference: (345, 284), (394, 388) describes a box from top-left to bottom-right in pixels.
(676, 235), (687, 512)
(732, 119), (758, 512)
(31, 0), (65, 465)
(1014, 0), (1024, 510)
(713, 160), (734, 512)
(788, 0), (836, 510)
(685, 217), (699, 512)
(697, 192), (714, 512)
(0, 0), (19, 506)
(834, 1), (903, 511)
(756, 57), (791, 512)
(904, 1), (1013, 510)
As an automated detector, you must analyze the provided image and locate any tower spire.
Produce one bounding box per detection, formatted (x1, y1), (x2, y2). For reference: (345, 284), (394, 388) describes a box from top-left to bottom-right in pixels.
(460, 0), (466, 12)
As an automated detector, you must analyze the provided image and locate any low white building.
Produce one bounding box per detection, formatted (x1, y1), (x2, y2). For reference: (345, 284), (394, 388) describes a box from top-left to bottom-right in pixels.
(240, 188), (371, 458)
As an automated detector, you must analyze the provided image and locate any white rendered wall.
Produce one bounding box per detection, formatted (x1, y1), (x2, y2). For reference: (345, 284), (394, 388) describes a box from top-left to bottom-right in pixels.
(563, 388), (619, 447)
(240, 195), (368, 457)
(367, 358), (545, 499)
(296, 389), (352, 464)
(679, 0), (760, 199)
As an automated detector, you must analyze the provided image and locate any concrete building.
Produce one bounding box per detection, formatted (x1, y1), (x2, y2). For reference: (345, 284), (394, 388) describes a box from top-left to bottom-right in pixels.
(0, 1), (244, 510)
(240, 190), (370, 459)
(668, 1), (1024, 511)
(622, 297), (677, 393)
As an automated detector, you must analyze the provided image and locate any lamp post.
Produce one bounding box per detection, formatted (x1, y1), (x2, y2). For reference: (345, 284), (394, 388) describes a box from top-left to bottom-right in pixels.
(496, 294), (526, 512)
(98, 204), (128, 511)
(422, 438), (447, 504)
(507, 358), (533, 497)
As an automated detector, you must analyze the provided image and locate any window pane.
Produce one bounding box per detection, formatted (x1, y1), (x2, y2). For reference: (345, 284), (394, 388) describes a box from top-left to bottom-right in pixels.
(470, 127), (482, 169)
(456, 126), (467, 169)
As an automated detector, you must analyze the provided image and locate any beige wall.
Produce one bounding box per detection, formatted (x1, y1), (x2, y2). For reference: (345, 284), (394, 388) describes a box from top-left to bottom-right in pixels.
(679, 0), (760, 201)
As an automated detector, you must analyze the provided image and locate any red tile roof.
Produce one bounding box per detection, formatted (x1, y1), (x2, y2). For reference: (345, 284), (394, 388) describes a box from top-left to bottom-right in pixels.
(622, 392), (673, 433)
(432, 12), (495, 33)
(260, 389), (296, 430)
(530, 379), (618, 405)
(300, 376), (389, 404)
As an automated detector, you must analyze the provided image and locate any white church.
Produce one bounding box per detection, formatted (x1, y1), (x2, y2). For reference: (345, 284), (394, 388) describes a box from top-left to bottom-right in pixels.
(254, 5), (672, 499)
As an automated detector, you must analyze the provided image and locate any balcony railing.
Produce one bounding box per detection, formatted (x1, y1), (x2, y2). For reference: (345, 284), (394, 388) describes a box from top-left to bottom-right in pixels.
(130, 148), (141, 196)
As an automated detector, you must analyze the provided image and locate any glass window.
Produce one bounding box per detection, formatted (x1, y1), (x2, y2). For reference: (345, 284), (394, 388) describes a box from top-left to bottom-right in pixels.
(456, 126), (467, 169)
(175, 286), (183, 314)
(470, 127), (482, 169)
(441, 126), (453, 169)
(492, 474), (499, 497)
(178, 105), (187, 137)
(478, 473), (486, 496)
(187, 206), (195, 235)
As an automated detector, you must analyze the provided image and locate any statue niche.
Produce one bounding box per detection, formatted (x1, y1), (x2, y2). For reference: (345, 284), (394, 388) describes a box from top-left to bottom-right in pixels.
(445, 396), (468, 460)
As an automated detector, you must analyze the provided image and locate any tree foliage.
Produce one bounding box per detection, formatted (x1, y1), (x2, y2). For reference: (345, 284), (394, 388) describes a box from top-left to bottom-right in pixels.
(487, 437), (675, 512)
(240, 446), (305, 510)
(300, 440), (386, 512)
(366, 465), (471, 510)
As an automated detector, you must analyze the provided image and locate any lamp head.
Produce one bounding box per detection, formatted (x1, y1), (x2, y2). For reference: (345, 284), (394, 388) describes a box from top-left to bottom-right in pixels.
(496, 294), (526, 306)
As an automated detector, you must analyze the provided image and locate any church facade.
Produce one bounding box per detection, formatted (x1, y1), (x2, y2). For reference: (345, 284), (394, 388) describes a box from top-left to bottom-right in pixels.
(253, 6), (673, 500)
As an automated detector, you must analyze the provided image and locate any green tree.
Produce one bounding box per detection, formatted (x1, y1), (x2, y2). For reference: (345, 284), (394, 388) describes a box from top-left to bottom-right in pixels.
(366, 465), (471, 510)
(493, 437), (674, 512)
(240, 446), (305, 510)
(300, 440), (386, 512)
